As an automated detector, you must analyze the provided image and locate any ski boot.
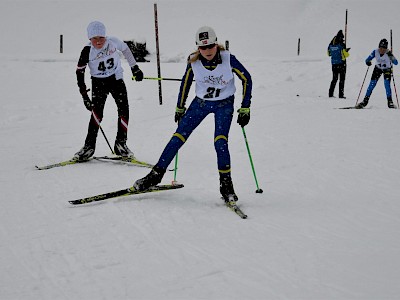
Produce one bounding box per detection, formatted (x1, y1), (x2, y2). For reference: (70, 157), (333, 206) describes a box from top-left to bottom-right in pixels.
(114, 140), (134, 158)
(388, 97), (395, 109)
(355, 96), (369, 109)
(220, 175), (238, 205)
(74, 144), (95, 161)
(133, 166), (166, 191)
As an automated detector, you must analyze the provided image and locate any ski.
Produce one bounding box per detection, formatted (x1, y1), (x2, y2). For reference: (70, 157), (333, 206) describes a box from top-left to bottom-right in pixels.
(69, 183), (184, 205)
(93, 156), (154, 168)
(36, 155), (153, 170)
(336, 106), (373, 109)
(35, 158), (88, 170)
(222, 197), (247, 219)
(337, 106), (357, 109)
(226, 201), (248, 219)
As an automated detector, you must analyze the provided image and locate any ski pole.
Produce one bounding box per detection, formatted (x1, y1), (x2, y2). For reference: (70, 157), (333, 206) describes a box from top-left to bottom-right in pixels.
(84, 92), (115, 154)
(142, 76), (196, 82)
(91, 110), (115, 154)
(171, 152), (179, 184)
(392, 73), (399, 108)
(355, 66), (370, 106)
(142, 76), (182, 82)
(241, 127), (263, 193)
(389, 30), (399, 108)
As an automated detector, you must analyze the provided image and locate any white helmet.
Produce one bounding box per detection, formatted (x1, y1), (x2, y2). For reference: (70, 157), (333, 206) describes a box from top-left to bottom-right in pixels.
(195, 26), (217, 46)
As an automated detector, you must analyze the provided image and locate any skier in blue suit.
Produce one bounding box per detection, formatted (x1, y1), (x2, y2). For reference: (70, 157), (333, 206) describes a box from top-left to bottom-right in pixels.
(133, 26), (252, 204)
(356, 38), (398, 109)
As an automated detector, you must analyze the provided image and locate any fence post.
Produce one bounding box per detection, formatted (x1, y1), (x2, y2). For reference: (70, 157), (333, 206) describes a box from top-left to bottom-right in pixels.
(60, 35), (63, 53)
(297, 38), (300, 56)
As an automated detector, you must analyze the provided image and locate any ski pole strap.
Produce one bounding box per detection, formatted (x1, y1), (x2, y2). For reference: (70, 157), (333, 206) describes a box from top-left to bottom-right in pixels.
(237, 107), (250, 115)
(176, 107), (186, 114)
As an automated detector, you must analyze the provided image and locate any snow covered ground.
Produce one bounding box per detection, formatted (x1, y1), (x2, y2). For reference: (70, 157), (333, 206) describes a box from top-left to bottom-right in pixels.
(1, 1), (400, 299)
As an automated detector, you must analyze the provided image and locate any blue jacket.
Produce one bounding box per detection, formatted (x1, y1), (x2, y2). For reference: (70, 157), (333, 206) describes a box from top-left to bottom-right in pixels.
(328, 43), (349, 65)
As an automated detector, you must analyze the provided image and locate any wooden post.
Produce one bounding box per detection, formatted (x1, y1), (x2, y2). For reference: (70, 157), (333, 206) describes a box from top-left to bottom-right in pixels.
(345, 9), (348, 44)
(297, 38), (300, 56)
(154, 3), (162, 105)
(60, 35), (63, 53)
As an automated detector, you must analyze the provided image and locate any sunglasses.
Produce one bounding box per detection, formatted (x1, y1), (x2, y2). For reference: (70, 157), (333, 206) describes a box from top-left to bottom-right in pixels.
(199, 44), (216, 50)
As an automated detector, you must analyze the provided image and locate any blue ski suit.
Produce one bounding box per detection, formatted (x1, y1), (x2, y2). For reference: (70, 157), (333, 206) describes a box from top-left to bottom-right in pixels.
(154, 49), (252, 175)
(365, 49), (398, 99)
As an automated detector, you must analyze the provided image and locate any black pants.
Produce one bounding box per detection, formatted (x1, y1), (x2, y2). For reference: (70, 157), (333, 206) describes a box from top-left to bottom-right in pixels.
(84, 75), (129, 147)
(329, 63), (346, 98)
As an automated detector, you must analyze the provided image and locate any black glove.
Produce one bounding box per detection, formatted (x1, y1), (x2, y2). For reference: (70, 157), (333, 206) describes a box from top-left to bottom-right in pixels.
(366, 61), (372, 66)
(387, 50), (395, 60)
(79, 86), (92, 111)
(131, 65), (143, 81)
(174, 107), (186, 123)
(237, 108), (250, 127)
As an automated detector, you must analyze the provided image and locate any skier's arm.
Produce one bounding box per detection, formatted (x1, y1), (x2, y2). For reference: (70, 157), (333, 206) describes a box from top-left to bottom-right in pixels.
(365, 50), (375, 66)
(76, 46), (92, 110)
(387, 50), (398, 65)
(231, 54), (252, 108)
(177, 63), (194, 109)
(76, 46), (90, 90)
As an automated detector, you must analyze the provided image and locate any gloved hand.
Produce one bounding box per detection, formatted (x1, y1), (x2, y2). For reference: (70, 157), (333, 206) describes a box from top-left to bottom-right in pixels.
(366, 61), (372, 66)
(387, 50), (395, 60)
(174, 107), (186, 123)
(131, 65), (144, 81)
(79, 86), (92, 111)
(237, 107), (250, 127)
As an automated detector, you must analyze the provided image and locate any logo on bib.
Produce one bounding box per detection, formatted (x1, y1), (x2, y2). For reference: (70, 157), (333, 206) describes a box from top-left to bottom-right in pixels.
(201, 75), (229, 86)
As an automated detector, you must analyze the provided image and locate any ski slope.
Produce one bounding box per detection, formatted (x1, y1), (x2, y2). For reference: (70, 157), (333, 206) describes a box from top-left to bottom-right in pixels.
(1, 1), (400, 299)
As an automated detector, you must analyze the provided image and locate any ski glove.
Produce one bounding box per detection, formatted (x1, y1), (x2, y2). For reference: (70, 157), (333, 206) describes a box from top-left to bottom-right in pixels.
(131, 65), (144, 81)
(237, 107), (250, 127)
(366, 61), (372, 66)
(79, 87), (92, 111)
(174, 107), (186, 123)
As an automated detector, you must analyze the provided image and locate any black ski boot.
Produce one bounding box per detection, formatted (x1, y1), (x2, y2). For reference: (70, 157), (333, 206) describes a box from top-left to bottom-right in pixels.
(133, 166), (166, 191)
(74, 144), (95, 161)
(388, 97), (395, 109)
(355, 96), (369, 109)
(220, 175), (238, 203)
(114, 140), (135, 157)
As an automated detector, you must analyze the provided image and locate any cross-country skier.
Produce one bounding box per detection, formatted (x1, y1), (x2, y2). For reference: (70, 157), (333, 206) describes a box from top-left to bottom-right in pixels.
(133, 26), (253, 204)
(356, 38), (398, 109)
(74, 21), (144, 160)
(328, 30), (350, 98)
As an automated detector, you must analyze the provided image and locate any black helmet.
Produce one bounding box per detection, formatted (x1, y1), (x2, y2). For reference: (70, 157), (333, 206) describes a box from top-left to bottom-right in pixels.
(379, 39), (388, 49)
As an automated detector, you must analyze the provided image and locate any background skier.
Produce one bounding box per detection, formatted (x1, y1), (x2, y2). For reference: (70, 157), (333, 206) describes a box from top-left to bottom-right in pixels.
(74, 21), (144, 160)
(356, 38), (398, 109)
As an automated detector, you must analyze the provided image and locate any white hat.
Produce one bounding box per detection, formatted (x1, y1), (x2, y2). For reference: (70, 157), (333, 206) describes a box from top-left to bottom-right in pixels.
(195, 26), (217, 46)
(87, 21), (106, 39)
